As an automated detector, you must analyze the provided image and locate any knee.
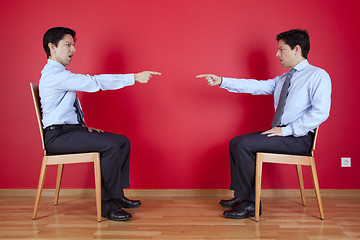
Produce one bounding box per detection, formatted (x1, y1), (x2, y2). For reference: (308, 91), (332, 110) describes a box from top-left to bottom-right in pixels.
(118, 135), (130, 148)
(110, 134), (130, 151)
(229, 136), (246, 151)
(105, 138), (129, 155)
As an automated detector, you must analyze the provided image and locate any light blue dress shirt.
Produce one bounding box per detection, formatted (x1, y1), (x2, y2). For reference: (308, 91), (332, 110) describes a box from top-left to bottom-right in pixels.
(39, 59), (135, 128)
(220, 60), (332, 137)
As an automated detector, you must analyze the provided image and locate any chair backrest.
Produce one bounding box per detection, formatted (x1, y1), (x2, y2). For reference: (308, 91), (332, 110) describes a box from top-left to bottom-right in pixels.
(311, 127), (319, 156)
(30, 83), (45, 151)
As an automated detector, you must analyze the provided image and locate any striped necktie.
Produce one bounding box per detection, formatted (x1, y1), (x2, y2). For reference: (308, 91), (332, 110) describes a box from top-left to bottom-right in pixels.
(74, 94), (86, 126)
(271, 68), (296, 128)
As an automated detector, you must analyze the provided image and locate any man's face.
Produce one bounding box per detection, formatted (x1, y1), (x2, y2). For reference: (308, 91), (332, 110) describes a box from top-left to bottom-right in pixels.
(49, 34), (76, 66)
(276, 39), (297, 68)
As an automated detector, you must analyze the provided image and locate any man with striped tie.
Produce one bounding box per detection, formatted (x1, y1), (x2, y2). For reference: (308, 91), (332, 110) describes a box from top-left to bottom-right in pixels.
(39, 27), (161, 221)
(197, 29), (331, 219)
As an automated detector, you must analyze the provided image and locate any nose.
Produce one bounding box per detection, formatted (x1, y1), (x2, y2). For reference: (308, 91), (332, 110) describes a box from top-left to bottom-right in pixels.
(72, 45), (76, 52)
(276, 50), (280, 58)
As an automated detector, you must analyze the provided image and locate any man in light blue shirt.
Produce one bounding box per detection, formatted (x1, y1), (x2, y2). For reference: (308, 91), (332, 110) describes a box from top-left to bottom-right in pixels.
(197, 29), (331, 219)
(39, 27), (161, 221)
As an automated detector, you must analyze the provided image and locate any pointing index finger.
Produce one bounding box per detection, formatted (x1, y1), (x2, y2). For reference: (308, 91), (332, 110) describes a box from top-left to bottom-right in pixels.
(196, 74), (209, 78)
(148, 71), (162, 75)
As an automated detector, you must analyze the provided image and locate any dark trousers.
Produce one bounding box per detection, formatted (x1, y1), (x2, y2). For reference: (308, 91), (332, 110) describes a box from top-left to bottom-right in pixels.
(229, 131), (313, 203)
(44, 124), (130, 201)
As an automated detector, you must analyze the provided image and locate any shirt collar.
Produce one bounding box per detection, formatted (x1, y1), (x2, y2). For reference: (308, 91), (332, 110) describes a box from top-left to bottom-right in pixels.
(47, 59), (66, 70)
(293, 59), (309, 72)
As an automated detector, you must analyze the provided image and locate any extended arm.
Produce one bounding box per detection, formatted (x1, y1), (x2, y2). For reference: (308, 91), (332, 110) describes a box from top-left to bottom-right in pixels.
(45, 66), (161, 92)
(196, 73), (277, 95)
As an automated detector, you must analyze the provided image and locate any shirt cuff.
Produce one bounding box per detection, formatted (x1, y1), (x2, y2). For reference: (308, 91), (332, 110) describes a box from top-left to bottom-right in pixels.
(281, 126), (293, 136)
(123, 74), (135, 86)
(219, 77), (232, 88)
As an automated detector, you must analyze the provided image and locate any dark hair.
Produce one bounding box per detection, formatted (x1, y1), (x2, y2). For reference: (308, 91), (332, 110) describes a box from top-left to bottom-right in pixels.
(276, 29), (310, 59)
(43, 27), (76, 58)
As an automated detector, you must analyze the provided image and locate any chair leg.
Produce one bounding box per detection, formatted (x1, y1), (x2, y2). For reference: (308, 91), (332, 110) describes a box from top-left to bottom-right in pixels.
(93, 154), (102, 222)
(32, 157), (48, 220)
(310, 157), (325, 220)
(255, 153), (263, 222)
(296, 164), (306, 206)
(54, 164), (64, 206)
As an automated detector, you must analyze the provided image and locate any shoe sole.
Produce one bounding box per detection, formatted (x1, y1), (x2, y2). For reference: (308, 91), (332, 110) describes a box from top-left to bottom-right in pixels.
(102, 213), (132, 221)
(219, 200), (245, 208)
(121, 204), (141, 209)
(219, 203), (235, 208)
(223, 212), (262, 219)
(223, 214), (251, 219)
(219, 202), (242, 208)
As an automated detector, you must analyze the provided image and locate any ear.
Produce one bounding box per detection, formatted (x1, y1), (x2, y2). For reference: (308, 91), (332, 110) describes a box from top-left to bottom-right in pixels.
(48, 42), (56, 55)
(294, 45), (302, 56)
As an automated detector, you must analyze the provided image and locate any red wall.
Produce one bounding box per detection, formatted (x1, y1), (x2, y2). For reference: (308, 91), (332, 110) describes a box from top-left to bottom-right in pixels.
(1, 0), (359, 190)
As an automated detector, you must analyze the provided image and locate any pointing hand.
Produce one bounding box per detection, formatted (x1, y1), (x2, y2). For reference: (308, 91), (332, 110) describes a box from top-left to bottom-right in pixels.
(135, 71), (161, 83)
(196, 74), (222, 86)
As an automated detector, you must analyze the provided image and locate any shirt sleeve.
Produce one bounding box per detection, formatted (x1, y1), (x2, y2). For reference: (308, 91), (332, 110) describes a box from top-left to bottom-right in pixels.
(281, 70), (332, 137)
(47, 68), (135, 92)
(220, 76), (278, 95)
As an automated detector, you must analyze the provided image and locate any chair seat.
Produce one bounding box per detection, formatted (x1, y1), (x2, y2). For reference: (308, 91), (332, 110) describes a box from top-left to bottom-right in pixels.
(45, 152), (100, 165)
(257, 152), (312, 165)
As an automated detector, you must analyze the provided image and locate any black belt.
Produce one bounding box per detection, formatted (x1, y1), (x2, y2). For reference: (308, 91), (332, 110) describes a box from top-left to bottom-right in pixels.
(44, 124), (64, 132)
(44, 124), (83, 132)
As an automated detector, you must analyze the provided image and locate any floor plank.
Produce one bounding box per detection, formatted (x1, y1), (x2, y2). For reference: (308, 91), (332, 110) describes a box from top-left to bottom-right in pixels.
(0, 195), (359, 239)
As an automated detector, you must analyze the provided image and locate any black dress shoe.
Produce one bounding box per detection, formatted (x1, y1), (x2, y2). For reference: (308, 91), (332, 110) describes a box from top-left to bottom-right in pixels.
(115, 196), (141, 208)
(223, 201), (262, 219)
(102, 200), (132, 221)
(219, 197), (243, 208)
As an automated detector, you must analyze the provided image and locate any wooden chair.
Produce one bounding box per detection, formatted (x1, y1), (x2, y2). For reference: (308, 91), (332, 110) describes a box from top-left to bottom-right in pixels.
(30, 83), (102, 222)
(254, 127), (324, 221)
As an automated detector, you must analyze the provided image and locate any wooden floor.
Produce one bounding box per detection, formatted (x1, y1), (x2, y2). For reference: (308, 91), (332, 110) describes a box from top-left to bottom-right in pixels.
(0, 195), (359, 239)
